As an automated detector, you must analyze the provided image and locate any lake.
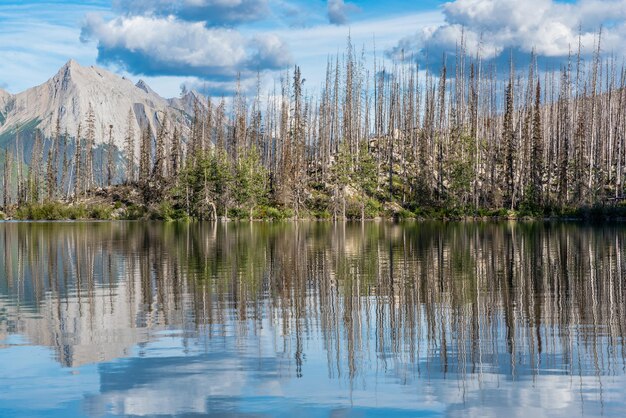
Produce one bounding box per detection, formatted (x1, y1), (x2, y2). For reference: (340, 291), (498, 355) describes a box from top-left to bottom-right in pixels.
(0, 221), (625, 417)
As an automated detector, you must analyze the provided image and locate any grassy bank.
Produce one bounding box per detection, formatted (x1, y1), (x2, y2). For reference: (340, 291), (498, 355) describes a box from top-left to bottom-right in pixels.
(4, 199), (626, 222)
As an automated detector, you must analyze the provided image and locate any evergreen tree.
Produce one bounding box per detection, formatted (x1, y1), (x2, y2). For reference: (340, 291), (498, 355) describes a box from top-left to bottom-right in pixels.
(106, 124), (115, 187)
(331, 141), (352, 220)
(234, 146), (267, 219)
(354, 142), (377, 220)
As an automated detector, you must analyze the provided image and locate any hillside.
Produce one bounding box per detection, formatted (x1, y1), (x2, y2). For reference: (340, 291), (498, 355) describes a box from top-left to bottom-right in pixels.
(0, 60), (198, 148)
(0, 89), (11, 125)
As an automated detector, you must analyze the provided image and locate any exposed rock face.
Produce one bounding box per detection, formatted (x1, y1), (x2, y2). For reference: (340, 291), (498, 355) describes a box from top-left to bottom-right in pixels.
(0, 60), (204, 147)
(168, 90), (207, 118)
(0, 88), (11, 105)
(0, 89), (12, 124)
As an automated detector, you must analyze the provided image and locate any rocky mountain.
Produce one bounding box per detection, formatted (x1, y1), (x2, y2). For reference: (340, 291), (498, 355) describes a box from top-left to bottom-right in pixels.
(0, 60), (203, 149)
(168, 89), (207, 120)
(0, 89), (10, 125)
(0, 88), (10, 103)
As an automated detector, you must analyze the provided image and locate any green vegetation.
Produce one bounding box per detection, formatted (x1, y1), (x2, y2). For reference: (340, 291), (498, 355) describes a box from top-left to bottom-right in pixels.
(13, 202), (112, 221)
(2, 38), (626, 222)
(5, 192), (626, 221)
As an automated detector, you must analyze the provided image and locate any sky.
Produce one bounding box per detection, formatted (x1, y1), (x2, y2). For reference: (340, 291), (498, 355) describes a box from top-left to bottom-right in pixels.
(0, 0), (625, 98)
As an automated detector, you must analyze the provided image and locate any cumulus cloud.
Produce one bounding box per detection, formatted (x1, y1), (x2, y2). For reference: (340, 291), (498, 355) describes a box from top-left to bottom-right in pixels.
(80, 0), (294, 96)
(327, 0), (360, 25)
(389, 0), (626, 66)
(81, 14), (292, 79)
(112, 0), (270, 25)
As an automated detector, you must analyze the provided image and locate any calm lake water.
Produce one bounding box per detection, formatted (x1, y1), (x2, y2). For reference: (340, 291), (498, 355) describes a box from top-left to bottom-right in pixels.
(0, 221), (625, 417)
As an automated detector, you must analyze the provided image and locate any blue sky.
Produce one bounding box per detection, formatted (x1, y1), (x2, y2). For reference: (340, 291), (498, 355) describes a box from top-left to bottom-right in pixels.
(0, 0), (624, 98)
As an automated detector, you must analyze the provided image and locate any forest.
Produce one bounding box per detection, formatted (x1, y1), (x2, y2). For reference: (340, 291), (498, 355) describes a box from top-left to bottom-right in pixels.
(2, 34), (626, 221)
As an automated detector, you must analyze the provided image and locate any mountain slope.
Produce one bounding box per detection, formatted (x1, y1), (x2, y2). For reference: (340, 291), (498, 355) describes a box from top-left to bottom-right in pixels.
(0, 88), (11, 105)
(168, 90), (207, 119)
(0, 89), (12, 125)
(0, 60), (197, 148)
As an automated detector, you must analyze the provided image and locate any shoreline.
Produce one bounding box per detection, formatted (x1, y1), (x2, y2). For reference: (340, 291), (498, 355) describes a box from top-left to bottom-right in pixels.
(1, 213), (625, 223)
(3, 195), (626, 223)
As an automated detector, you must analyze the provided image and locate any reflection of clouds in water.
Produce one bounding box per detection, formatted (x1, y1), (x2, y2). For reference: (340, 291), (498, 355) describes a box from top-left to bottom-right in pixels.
(1, 321), (624, 417)
(84, 347), (281, 415)
(91, 371), (252, 416)
(438, 374), (609, 417)
(75, 329), (624, 417)
(1, 222), (626, 417)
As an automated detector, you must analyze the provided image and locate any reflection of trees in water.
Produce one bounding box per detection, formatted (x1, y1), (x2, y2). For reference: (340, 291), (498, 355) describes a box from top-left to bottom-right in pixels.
(1, 222), (625, 381)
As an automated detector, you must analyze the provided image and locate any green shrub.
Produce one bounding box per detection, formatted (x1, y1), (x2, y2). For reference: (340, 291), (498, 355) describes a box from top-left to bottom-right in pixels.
(365, 198), (382, 218)
(345, 200), (362, 219)
(344, 198), (382, 219)
(12, 202), (115, 220)
(227, 207), (250, 220)
(155, 202), (189, 221)
(582, 204), (622, 220)
(558, 206), (580, 218)
(306, 191), (331, 215)
(281, 207), (295, 219)
(89, 205), (113, 220)
(253, 205), (289, 220)
(489, 208), (509, 217)
(124, 204), (147, 220)
(516, 207), (540, 218)
(15, 203), (65, 220)
(413, 207), (426, 218)
(395, 208), (415, 220)
(312, 209), (332, 219)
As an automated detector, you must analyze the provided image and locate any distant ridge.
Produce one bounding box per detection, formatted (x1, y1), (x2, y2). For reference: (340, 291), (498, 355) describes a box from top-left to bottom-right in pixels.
(0, 60), (204, 147)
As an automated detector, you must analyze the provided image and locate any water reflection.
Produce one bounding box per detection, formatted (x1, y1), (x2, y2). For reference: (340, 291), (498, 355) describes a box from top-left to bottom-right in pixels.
(0, 221), (625, 417)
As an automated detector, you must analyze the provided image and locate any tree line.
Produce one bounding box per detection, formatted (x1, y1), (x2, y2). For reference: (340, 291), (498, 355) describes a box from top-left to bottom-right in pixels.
(2, 33), (626, 219)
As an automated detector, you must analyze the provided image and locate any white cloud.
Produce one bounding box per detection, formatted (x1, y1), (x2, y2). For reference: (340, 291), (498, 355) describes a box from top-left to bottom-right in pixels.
(81, 14), (292, 80)
(327, 0), (360, 25)
(112, 0), (270, 25)
(390, 0), (626, 63)
(0, 2), (101, 93)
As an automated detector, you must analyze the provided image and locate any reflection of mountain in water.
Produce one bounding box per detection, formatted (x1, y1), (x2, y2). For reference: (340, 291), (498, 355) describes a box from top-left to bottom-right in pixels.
(0, 223), (198, 366)
(0, 222), (625, 394)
